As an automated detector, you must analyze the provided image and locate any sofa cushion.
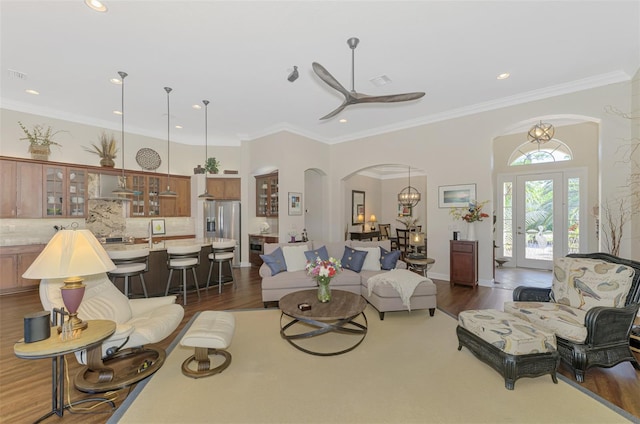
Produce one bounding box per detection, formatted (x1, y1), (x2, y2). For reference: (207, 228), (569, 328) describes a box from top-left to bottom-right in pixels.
(341, 247), (368, 273)
(282, 245), (309, 272)
(264, 241), (311, 256)
(550, 257), (635, 311)
(504, 301), (588, 343)
(354, 247), (381, 271)
(260, 247), (287, 275)
(379, 247), (401, 270)
(351, 239), (391, 251)
(304, 245), (329, 262)
(321, 241), (348, 260)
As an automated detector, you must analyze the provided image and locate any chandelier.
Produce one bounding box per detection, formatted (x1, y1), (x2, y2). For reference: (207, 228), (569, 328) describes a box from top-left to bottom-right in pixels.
(527, 121), (555, 146)
(398, 166), (421, 208)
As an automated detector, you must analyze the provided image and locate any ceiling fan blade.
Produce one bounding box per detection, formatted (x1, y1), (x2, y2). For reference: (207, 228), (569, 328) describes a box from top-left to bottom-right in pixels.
(319, 101), (349, 120)
(354, 92), (426, 104)
(312, 62), (350, 97)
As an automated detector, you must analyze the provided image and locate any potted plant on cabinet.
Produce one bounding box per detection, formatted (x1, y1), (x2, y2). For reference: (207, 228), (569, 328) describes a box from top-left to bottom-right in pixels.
(83, 131), (118, 167)
(205, 157), (221, 174)
(18, 121), (63, 160)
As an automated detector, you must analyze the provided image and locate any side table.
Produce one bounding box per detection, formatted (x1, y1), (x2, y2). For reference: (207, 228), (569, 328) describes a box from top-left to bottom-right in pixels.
(405, 255), (435, 278)
(14, 319), (116, 423)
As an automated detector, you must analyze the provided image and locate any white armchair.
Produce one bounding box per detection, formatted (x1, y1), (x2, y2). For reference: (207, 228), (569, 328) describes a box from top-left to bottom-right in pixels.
(40, 272), (184, 391)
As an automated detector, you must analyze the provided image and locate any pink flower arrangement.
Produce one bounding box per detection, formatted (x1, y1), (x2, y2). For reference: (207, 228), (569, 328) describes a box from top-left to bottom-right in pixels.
(305, 257), (342, 284)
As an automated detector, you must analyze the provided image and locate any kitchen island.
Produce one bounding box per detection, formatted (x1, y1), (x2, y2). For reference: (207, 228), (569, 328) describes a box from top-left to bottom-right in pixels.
(104, 238), (237, 297)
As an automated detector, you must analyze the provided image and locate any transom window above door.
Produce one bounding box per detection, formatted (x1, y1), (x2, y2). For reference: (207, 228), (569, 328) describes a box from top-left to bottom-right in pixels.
(509, 140), (573, 166)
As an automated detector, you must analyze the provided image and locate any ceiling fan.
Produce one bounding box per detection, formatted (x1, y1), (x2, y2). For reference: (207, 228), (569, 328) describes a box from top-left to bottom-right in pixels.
(312, 37), (425, 120)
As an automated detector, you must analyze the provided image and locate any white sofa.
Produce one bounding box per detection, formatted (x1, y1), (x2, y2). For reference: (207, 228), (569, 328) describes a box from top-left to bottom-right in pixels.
(260, 239), (405, 305)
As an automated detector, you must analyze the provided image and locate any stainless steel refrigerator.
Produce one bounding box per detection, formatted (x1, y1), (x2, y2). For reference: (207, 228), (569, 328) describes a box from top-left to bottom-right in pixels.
(204, 200), (241, 266)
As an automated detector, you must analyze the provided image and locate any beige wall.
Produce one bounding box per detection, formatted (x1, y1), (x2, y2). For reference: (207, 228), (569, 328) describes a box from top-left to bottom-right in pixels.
(1, 79), (636, 283)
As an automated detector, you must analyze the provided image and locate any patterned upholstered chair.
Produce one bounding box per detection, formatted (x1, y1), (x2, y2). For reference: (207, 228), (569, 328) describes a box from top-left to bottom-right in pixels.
(504, 253), (640, 382)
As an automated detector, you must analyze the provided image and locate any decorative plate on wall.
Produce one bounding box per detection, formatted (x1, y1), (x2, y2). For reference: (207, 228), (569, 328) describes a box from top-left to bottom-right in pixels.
(136, 148), (161, 170)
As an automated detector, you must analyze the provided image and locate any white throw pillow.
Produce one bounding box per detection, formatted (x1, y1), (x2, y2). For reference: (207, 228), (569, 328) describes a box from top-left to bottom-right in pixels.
(282, 245), (309, 272)
(355, 247), (381, 271)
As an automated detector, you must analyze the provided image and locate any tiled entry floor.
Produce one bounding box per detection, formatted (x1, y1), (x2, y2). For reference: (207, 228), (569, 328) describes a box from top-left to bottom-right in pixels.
(493, 266), (553, 290)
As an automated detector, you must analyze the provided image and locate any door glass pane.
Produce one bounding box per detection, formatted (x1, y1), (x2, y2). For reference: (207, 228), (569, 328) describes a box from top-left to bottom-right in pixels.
(502, 182), (513, 258)
(525, 179), (553, 261)
(45, 167), (64, 216)
(568, 177), (580, 254)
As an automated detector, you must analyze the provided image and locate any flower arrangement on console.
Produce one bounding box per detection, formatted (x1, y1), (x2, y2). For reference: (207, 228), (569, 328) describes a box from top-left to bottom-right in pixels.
(306, 257), (342, 302)
(450, 200), (490, 223)
(396, 216), (420, 229)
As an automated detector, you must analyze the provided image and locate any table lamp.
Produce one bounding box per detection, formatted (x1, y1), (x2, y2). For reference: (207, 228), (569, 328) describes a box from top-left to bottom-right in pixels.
(369, 214), (377, 231)
(22, 229), (116, 333)
(357, 213), (365, 232)
(409, 232), (425, 256)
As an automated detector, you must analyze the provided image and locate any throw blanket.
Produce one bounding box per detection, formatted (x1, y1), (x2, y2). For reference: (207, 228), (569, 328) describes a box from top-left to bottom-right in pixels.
(367, 269), (427, 311)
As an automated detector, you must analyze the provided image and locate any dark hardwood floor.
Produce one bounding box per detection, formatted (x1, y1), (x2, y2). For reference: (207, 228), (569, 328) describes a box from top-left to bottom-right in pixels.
(1, 266), (638, 423)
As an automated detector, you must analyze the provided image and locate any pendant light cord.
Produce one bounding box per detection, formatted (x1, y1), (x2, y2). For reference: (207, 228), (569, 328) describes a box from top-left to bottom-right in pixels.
(165, 87), (172, 189)
(119, 71), (128, 185)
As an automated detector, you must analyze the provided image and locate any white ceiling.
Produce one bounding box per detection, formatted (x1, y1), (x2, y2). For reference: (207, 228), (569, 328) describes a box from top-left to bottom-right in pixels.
(1, 1), (638, 148)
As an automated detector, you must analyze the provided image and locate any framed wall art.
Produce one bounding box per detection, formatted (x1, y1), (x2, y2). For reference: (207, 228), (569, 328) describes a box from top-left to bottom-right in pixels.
(288, 192), (302, 216)
(151, 219), (166, 235)
(397, 203), (412, 217)
(438, 184), (476, 208)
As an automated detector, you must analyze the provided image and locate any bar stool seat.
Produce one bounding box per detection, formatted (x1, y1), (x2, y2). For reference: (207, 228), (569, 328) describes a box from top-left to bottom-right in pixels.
(207, 240), (236, 294)
(107, 248), (150, 298)
(165, 244), (202, 306)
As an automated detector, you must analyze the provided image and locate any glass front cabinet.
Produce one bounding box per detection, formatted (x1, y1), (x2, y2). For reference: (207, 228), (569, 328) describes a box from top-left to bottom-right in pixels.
(255, 172), (278, 217)
(129, 174), (161, 217)
(43, 165), (87, 217)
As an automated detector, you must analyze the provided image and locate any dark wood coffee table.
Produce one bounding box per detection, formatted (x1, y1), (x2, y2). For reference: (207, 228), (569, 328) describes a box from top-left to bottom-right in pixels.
(279, 289), (368, 356)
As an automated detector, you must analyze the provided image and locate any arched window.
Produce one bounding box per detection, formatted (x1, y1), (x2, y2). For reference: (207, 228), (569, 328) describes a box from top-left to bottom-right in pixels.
(508, 139), (573, 166)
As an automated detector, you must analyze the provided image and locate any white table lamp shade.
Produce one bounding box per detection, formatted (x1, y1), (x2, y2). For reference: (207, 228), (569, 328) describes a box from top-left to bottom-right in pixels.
(23, 230), (116, 279)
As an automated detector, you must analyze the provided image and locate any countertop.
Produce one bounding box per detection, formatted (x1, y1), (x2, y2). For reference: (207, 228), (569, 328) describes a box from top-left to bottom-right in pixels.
(103, 237), (236, 252)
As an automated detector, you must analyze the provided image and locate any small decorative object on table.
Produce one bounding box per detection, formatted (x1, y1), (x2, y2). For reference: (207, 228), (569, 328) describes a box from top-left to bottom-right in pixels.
(288, 230), (298, 243)
(305, 257), (342, 303)
(449, 199), (489, 241)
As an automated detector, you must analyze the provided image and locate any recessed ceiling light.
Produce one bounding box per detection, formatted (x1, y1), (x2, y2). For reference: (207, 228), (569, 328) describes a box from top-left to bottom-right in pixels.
(370, 75), (392, 87)
(110, 78), (122, 85)
(113, 110), (122, 115)
(175, 125), (183, 129)
(25, 89), (39, 95)
(497, 72), (510, 80)
(339, 118), (347, 123)
(85, 0), (108, 12)
(192, 104), (202, 110)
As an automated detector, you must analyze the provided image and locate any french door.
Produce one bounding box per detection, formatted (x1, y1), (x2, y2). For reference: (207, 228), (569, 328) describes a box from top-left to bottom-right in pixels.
(514, 173), (563, 270)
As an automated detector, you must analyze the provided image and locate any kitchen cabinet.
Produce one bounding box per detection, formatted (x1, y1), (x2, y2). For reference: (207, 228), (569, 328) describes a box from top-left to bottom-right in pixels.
(0, 244), (45, 294)
(255, 172), (278, 217)
(0, 159), (43, 218)
(129, 174), (161, 217)
(249, 234), (279, 266)
(160, 175), (191, 217)
(43, 165), (87, 218)
(206, 177), (241, 200)
(450, 240), (478, 287)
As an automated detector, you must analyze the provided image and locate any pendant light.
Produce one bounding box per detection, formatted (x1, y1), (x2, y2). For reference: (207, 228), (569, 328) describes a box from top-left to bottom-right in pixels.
(397, 165), (421, 208)
(159, 86), (177, 197)
(112, 71), (134, 196)
(198, 99), (215, 200)
(527, 120), (555, 148)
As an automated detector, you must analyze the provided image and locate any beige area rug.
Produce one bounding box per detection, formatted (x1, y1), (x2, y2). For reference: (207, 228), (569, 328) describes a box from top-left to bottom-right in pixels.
(110, 306), (633, 424)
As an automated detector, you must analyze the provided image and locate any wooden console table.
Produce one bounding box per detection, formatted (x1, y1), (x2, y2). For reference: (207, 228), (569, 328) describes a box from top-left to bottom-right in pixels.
(450, 240), (478, 287)
(349, 231), (380, 241)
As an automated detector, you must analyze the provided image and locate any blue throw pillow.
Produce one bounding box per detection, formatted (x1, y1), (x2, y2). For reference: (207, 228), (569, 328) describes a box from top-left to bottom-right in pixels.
(379, 247), (401, 270)
(341, 246), (368, 273)
(260, 247), (287, 275)
(305, 245), (329, 262)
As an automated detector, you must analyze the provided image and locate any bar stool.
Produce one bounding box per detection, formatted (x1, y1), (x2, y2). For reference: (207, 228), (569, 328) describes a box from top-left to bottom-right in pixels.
(107, 248), (149, 298)
(206, 240), (236, 294)
(165, 244), (201, 306)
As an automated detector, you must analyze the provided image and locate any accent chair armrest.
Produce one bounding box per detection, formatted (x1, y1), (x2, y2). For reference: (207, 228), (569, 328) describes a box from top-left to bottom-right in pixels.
(584, 303), (640, 346)
(512, 286), (552, 302)
(129, 296), (178, 316)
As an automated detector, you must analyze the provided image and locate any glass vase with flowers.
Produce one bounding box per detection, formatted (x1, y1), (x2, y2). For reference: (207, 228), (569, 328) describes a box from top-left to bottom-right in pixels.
(305, 257), (342, 302)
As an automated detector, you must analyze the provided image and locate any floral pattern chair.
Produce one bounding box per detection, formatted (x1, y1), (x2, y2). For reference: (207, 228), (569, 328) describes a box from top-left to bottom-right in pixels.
(505, 253), (640, 382)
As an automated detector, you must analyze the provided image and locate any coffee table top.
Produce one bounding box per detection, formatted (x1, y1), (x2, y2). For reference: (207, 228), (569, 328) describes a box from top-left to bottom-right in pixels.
(279, 289), (366, 321)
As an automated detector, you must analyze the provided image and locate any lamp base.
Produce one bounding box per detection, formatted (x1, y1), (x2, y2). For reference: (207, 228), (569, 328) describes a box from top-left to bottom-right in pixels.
(57, 314), (88, 333)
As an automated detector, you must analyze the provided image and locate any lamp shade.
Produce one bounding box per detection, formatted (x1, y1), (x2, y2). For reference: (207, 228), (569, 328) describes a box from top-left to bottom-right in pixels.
(409, 232), (425, 247)
(22, 230), (116, 280)
(369, 214), (377, 223)
(357, 214), (365, 223)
